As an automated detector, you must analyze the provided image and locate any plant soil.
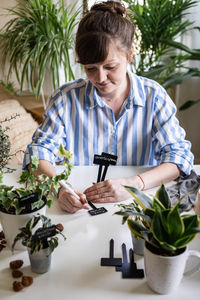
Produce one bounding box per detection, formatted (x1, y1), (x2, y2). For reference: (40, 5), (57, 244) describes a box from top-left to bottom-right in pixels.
(145, 242), (186, 257)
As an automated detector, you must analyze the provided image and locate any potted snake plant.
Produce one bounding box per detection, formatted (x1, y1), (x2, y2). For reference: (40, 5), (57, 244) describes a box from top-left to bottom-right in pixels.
(115, 184), (200, 294)
(12, 214), (66, 274)
(0, 144), (72, 249)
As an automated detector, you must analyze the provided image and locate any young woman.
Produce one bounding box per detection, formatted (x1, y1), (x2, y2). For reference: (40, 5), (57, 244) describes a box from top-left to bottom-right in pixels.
(24, 1), (193, 213)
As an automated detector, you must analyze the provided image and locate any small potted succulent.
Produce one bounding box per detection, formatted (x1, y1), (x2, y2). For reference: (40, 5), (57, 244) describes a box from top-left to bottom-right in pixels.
(116, 184), (200, 294)
(0, 144), (72, 249)
(12, 214), (66, 274)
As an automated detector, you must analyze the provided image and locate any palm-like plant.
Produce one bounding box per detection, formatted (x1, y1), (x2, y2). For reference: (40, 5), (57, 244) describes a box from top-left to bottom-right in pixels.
(115, 184), (200, 255)
(124, 0), (199, 90)
(0, 0), (80, 105)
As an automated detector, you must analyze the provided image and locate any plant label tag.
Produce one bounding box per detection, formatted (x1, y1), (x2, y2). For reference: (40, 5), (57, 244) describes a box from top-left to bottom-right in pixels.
(88, 206), (107, 216)
(34, 225), (57, 240)
(101, 152), (118, 165)
(93, 154), (117, 166)
(18, 192), (38, 208)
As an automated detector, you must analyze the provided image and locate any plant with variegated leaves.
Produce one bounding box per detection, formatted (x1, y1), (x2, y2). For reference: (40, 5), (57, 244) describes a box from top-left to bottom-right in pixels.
(0, 144), (72, 214)
(12, 214), (66, 255)
(115, 184), (200, 255)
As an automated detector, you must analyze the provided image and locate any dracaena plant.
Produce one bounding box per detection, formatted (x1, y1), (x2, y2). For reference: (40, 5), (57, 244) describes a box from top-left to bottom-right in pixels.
(115, 184), (200, 255)
(0, 144), (72, 214)
(124, 0), (200, 91)
(12, 214), (66, 255)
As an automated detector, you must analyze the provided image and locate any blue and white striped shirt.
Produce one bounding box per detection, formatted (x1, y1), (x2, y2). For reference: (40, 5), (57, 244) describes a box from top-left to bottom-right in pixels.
(23, 71), (193, 175)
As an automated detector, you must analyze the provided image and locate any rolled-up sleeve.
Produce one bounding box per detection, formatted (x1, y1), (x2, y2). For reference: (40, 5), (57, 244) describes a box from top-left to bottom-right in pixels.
(23, 90), (67, 169)
(152, 93), (193, 175)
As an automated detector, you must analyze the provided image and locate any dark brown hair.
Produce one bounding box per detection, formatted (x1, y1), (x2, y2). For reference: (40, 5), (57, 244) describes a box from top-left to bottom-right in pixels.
(75, 1), (134, 64)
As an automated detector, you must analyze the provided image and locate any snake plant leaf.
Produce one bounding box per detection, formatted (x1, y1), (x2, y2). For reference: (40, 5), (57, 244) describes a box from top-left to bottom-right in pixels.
(127, 218), (149, 239)
(152, 209), (170, 244)
(157, 241), (177, 253)
(155, 184), (171, 209)
(152, 196), (166, 211)
(124, 186), (152, 209)
(166, 204), (184, 242)
(143, 208), (154, 219)
(115, 210), (151, 223)
(183, 214), (200, 234)
(174, 234), (197, 249)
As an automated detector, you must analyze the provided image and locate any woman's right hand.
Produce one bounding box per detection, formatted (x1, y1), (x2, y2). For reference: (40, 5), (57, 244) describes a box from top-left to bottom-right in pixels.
(57, 187), (89, 213)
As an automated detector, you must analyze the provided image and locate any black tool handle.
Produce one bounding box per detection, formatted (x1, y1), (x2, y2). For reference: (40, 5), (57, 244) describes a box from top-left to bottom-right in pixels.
(97, 165), (103, 182)
(129, 248), (135, 264)
(122, 243), (128, 264)
(109, 239), (114, 258)
(101, 165), (108, 181)
(88, 200), (97, 209)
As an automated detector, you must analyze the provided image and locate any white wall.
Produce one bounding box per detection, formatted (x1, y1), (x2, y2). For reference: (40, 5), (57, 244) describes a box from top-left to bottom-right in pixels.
(176, 3), (200, 163)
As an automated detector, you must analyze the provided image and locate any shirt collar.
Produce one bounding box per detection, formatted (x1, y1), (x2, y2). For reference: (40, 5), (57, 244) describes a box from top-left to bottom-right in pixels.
(84, 71), (146, 110)
(126, 70), (146, 108)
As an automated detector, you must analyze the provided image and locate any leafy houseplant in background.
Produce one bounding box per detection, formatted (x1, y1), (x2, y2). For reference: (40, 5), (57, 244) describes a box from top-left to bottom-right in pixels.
(0, 0), (80, 107)
(124, 0), (200, 93)
(115, 184), (200, 294)
(0, 144), (72, 249)
(12, 214), (66, 274)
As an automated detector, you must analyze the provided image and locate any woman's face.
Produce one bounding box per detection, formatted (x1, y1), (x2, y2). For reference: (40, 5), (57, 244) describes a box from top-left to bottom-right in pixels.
(84, 42), (130, 97)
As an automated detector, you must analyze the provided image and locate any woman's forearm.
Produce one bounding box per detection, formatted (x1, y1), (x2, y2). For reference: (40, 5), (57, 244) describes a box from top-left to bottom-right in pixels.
(137, 162), (181, 190)
(123, 162), (181, 191)
(29, 160), (57, 177)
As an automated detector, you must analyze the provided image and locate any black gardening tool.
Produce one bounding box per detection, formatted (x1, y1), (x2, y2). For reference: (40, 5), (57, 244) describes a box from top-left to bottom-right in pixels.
(101, 239), (122, 267)
(88, 201), (107, 216)
(88, 153), (117, 216)
(116, 244), (144, 279)
(101, 152), (118, 181)
(93, 153), (118, 182)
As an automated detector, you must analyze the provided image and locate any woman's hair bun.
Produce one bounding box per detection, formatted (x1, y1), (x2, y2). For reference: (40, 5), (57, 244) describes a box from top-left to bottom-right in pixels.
(91, 1), (126, 17)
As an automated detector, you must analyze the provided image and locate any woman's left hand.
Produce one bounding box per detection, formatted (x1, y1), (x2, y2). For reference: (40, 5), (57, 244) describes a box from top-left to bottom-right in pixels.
(84, 177), (139, 203)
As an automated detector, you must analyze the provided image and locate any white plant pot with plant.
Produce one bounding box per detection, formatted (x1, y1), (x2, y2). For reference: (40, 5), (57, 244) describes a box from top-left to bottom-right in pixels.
(144, 242), (200, 294)
(0, 144), (72, 250)
(116, 184), (200, 294)
(12, 214), (66, 274)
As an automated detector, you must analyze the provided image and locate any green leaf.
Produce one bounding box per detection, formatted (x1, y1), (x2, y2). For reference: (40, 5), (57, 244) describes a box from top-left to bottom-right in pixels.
(152, 209), (169, 244)
(166, 204), (184, 242)
(179, 99), (200, 110)
(183, 214), (200, 235)
(127, 219), (148, 239)
(124, 186), (153, 209)
(155, 184), (171, 209)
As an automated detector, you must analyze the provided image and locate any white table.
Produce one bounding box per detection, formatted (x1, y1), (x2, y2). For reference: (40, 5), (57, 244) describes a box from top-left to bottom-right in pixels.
(0, 165), (200, 300)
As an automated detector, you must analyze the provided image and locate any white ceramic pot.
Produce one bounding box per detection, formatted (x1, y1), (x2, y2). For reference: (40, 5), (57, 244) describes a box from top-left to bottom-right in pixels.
(28, 247), (52, 274)
(0, 205), (46, 250)
(144, 243), (200, 294)
(131, 232), (145, 256)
